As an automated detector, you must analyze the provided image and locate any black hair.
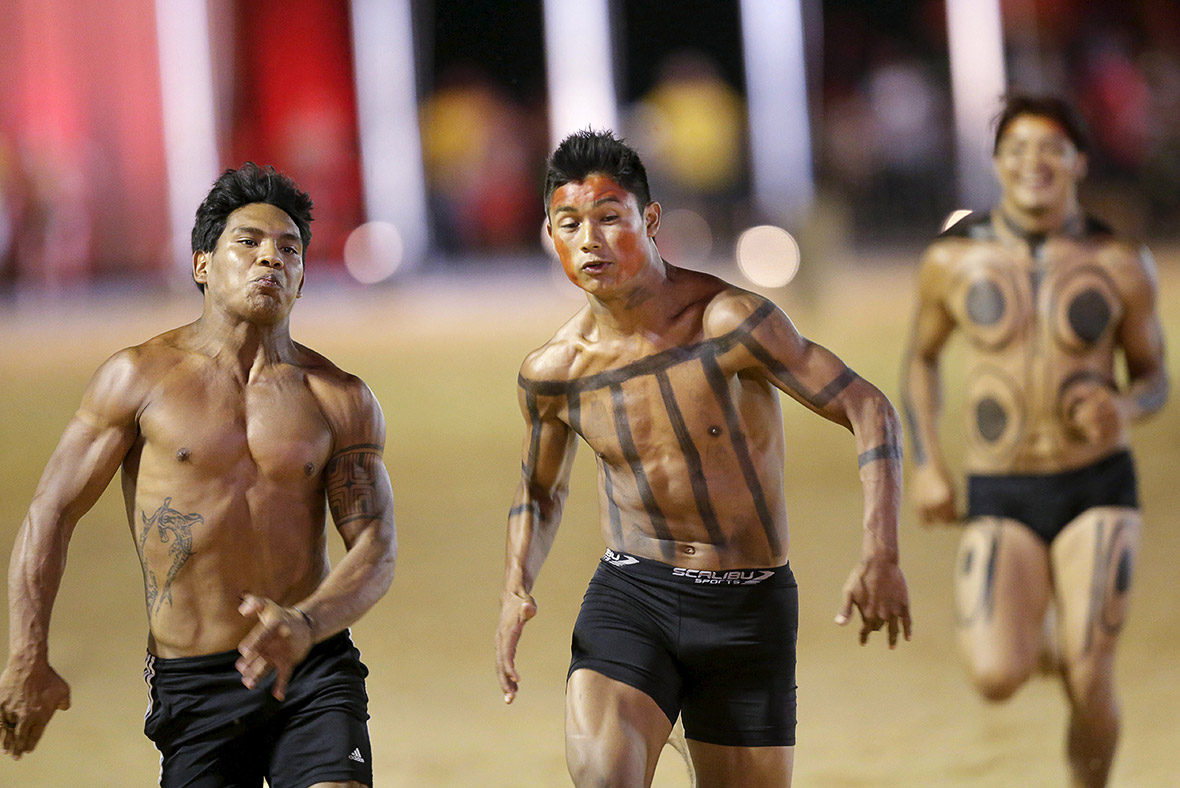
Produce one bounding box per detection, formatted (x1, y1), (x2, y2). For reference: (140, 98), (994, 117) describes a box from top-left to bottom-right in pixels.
(543, 129), (652, 211)
(190, 162), (313, 291)
(993, 94), (1091, 156)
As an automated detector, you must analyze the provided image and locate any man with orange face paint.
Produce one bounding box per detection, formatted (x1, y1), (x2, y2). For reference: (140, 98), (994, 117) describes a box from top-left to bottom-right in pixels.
(495, 129), (911, 787)
(901, 95), (1167, 788)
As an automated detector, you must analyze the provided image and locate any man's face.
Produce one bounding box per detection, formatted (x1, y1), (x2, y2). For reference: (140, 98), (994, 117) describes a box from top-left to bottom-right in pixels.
(546, 173), (660, 295)
(994, 114), (1086, 215)
(193, 202), (305, 322)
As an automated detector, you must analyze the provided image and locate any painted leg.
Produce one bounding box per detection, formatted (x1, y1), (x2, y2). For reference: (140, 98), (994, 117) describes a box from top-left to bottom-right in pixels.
(953, 518), (1053, 701)
(1051, 507), (1140, 788)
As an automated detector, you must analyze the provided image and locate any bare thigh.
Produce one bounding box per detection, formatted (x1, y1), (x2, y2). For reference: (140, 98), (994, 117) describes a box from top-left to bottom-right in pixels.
(686, 739), (793, 788)
(566, 668), (674, 788)
(954, 518), (1053, 694)
(1050, 507), (1141, 675)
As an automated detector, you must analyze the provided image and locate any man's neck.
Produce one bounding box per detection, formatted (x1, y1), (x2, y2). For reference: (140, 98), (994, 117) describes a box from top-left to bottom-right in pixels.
(587, 259), (677, 338)
(191, 307), (296, 376)
(997, 198), (1082, 238)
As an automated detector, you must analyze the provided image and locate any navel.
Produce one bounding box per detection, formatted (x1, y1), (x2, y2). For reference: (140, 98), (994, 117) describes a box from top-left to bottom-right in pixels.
(176, 448), (191, 462)
(707, 425), (722, 437)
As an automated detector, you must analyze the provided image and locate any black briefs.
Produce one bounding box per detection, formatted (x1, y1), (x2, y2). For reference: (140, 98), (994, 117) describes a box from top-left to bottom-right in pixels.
(967, 450), (1138, 544)
(570, 549), (798, 747)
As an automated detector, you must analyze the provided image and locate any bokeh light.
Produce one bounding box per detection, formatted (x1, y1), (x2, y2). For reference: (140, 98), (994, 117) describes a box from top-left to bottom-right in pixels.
(735, 225), (800, 288)
(343, 221), (404, 284)
(941, 208), (973, 233)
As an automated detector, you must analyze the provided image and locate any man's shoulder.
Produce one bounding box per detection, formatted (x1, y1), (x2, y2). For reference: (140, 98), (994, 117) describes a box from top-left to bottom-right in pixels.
(699, 284), (781, 339)
(519, 308), (592, 386)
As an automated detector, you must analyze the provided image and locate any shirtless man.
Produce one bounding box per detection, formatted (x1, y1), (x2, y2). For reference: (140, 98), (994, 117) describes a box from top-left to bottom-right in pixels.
(0, 163), (396, 788)
(494, 130), (911, 788)
(901, 95), (1167, 787)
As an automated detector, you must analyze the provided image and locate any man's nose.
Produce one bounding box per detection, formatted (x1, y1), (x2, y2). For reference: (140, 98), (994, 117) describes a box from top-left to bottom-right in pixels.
(579, 224), (601, 251)
(257, 242), (285, 268)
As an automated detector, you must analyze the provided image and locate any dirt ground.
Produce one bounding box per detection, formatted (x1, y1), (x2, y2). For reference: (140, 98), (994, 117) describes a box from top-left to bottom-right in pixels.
(1, 254), (1178, 787)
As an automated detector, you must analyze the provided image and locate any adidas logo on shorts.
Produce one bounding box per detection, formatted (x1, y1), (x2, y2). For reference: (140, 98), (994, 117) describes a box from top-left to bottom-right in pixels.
(348, 748), (365, 763)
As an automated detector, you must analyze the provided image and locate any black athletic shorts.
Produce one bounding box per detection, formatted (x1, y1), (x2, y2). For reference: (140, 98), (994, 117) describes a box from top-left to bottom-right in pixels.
(143, 630), (373, 788)
(967, 450), (1138, 544)
(569, 549), (799, 747)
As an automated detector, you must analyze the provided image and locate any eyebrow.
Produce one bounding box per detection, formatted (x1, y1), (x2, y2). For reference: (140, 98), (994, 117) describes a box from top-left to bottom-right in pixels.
(552, 195), (625, 215)
(230, 226), (302, 244)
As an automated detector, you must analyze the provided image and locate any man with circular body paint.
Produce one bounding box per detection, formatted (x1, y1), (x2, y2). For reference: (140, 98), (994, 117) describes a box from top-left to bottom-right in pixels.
(495, 129), (911, 788)
(901, 95), (1167, 787)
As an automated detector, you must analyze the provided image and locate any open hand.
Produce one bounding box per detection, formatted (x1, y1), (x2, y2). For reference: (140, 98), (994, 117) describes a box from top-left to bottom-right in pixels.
(495, 591), (537, 704)
(236, 594), (315, 701)
(836, 557), (912, 648)
(0, 659), (71, 760)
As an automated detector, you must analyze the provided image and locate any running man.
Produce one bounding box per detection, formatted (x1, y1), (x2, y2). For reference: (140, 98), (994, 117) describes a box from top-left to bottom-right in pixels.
(902, 95), (1167, 787)
(0, 163), (396, 788)
(495, 130), (911, 787)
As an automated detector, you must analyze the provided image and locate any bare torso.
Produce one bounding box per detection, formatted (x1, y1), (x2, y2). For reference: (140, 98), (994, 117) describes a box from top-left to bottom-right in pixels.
(117, 327), (355, 657)
(930, 211), (1142, 474)
(521, 273), (792, 569)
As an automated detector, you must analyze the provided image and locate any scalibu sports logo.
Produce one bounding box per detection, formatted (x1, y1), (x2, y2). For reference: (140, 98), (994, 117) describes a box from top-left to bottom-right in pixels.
(671, 567), (776, 585)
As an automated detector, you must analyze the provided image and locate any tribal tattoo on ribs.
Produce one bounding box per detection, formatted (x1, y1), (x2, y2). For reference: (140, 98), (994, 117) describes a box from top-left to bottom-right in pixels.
(137, 497), (203, 617)
(326, 443), (384, 525)
(518, 302), (896, 558)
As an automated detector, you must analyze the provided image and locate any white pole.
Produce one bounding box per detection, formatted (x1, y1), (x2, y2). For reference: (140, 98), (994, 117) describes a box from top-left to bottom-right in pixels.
(154, 0), (220, 276)
(739, 0), (815, 222)
(349, 0), (430, 268)
(946, 0), (1008, 210)
(542, 0), (619, 145)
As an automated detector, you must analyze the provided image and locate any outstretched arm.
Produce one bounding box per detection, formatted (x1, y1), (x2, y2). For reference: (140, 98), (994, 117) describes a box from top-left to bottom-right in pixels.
(729, 295), (911, 647)
(900, 246), (958, 525)
(236, 381), (396, 701)
(495, 372), (577, 704)
(1, 351), (142, 758)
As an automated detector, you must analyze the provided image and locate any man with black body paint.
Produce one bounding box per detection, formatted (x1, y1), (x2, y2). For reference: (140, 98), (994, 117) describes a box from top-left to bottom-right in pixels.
(495, 130), (911, 788)
(901, 95), (1167, 788)
(0, 164), (396, 788)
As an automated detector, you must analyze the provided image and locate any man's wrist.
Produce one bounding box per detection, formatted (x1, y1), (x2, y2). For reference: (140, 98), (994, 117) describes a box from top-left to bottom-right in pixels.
(291, 606), (317, 641)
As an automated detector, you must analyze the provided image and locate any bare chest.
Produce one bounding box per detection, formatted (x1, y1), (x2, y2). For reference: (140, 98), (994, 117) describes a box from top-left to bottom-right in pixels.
(136, 373), (334, 483)
(946, 241), (1123, 356)
(555, 337), (768, 467)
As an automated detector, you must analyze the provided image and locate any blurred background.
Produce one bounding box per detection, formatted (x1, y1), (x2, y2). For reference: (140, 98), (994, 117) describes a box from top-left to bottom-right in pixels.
(1, 0), (1178, 293)
(3, 1), (1180, 787)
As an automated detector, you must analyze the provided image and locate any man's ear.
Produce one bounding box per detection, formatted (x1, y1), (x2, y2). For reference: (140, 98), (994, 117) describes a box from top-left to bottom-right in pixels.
(644, 201), (661, 238)
(192, 251), (209, 287)
(1074, 152), (1088, 182)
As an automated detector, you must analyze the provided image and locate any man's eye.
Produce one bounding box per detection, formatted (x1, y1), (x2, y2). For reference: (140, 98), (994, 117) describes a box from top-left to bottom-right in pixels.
(560, 222), (578, 231)
(239, 238), (257, 245)
(282, 247), (298, 255)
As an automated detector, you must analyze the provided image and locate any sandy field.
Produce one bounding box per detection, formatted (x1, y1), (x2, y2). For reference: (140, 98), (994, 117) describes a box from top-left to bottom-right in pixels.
(1, 253), (1178, 787)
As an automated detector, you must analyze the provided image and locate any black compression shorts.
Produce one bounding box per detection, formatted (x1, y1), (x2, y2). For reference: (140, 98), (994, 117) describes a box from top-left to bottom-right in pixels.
(967, 450), (1138, 544)
(569, 550), (798, 747)
(143, 630), (373, 788)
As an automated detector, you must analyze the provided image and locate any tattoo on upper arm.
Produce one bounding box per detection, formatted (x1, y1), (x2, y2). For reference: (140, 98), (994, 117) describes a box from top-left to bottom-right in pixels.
(858, 444), (903, 467)
(326, 443), (384, 526)
(137, 497), (202, 616)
